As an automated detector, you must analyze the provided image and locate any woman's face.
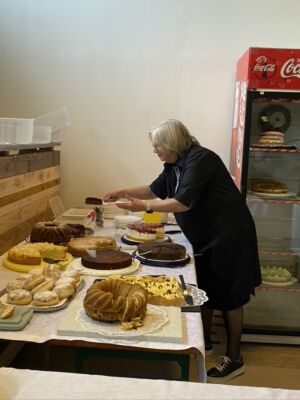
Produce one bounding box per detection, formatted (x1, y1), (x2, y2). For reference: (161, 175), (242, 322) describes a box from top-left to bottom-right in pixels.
(153, 144), (178, 163)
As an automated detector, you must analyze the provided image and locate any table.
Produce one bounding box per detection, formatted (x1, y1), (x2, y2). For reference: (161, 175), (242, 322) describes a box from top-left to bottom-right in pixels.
(1, 367), (299, 400)
(0, 220), (205, 381)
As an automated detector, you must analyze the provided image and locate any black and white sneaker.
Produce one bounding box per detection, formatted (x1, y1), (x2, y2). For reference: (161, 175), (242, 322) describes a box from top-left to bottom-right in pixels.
(207, 355), (245, 383)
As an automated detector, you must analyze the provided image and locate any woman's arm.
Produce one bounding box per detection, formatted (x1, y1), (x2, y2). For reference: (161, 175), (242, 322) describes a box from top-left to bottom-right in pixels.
(104, 186), (156, 201)
(117, 196), (190, 213)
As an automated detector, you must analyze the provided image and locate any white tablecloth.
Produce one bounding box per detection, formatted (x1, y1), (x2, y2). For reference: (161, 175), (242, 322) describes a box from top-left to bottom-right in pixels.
(0, 367), (299, 400)
(0, 221), (205, 381)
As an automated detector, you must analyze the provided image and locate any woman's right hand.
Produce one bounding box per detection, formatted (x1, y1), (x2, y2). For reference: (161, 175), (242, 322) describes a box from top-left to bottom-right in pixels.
(103, 190), (123, 202)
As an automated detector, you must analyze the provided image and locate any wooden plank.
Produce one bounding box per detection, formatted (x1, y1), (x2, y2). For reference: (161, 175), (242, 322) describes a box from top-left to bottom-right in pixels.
(0, 208), (54, 255)
(0, 188), (60, 235)
(0, 151), (60, 179)
(0, 166), (60, 198)
(0, 179), (60, 208)
(0, 185), (60, 217)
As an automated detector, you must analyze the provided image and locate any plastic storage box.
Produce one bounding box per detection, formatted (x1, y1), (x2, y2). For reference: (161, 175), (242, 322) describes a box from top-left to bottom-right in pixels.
(0, 118), (34, 144)
(61, 208), (95, 227)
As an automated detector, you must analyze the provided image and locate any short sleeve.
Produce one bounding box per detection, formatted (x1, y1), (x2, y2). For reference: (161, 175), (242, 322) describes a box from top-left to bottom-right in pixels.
(149, 171), (168, 199)
(174, 150), (218, 207)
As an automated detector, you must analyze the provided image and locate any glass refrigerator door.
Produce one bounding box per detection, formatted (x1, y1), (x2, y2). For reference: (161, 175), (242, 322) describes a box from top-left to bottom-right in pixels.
(242, 91), (300, 343)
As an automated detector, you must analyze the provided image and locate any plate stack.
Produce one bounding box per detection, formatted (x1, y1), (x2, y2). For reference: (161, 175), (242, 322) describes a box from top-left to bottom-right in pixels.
(100, 204), (128, 219)
(114, 214), (142, 228)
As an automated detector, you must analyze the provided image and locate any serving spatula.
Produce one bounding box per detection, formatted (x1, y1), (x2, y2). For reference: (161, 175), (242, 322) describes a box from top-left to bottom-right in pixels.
(179, 274), (194, 306)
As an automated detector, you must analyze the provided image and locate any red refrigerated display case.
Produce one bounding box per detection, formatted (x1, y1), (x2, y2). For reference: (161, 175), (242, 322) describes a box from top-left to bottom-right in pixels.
(229, 48), (300, 344)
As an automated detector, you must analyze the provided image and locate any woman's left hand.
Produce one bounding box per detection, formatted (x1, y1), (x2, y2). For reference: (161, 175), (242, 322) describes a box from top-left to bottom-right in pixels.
(117, 196), (146, 212)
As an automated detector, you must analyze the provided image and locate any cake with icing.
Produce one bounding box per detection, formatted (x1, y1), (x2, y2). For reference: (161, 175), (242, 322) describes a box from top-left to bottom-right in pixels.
(126, 222), (164, 241)
(258, 131), (284, 145)
(81, 249), (132, 270)
(30, 221), (72, 244)
(261, 265), (293, 283)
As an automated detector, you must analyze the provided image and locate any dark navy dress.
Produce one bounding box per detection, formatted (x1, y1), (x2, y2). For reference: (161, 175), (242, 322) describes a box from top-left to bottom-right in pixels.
(150, 145), (261, 310)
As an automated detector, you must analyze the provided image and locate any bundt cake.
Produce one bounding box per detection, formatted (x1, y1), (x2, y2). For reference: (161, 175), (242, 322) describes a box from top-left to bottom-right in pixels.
(83, 279), (148, 323)
(30, 221), (72, 244)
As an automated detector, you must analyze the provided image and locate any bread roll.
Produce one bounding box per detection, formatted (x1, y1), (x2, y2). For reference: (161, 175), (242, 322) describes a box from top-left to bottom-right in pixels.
(7, 289), (32, 305)
(6, 280), (24, 293)
(31, 278), (55, 295)
(32, 291), (59, 307)
(43, 264), (61, 281)
(23, 274), (45, 290)
(60, 270), (80, 283)
(55, 277), (77, 288)
(53, 283), (75, 299)
(0, 304), (15, 319)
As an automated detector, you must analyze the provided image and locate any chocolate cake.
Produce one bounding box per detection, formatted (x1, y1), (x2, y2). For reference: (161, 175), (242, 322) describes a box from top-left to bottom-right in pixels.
(137, 242), (186, 261)
(66, 223), (86, 237)
(81, 249), (132, 270)
(30, 221), (72, 244)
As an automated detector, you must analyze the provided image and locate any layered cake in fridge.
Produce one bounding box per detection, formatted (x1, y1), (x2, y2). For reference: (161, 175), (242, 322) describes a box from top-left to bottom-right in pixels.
(250, 180), (288, 194)
(258, 131), (284, 145)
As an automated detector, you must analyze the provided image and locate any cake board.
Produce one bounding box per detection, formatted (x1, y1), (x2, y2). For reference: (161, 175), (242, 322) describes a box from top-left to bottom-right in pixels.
(57, 300), (183, 343)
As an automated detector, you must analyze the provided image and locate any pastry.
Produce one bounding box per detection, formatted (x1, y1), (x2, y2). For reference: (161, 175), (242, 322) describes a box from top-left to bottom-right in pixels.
(53, 283), (75, 299)
(23, 274), (45, 290)
(32, 291), (60, 307)
(67, 236), (117, 256)
(31, 278), (55, 295)
(83, 279), (148, 325)
(30, 221), (72, 244)
(60, 270), (81, 283)
(261, 265), (293, 283)
(0, 303), (15, 319)
(81, 249), (132, 270)
(7, 289), (32, 305)
(55, 277), (77, 288)
(43, 264), (61, 281)
(6, 280), (24, 293)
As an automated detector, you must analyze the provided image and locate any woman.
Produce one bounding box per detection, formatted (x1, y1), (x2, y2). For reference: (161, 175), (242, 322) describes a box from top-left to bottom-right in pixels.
(104, 119), (261, 383)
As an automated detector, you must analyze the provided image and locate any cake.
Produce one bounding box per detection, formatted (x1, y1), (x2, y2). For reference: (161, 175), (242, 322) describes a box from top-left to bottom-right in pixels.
(30, 221), (72, 244)
(258, 131), (284, 145)
(250, 180), (288, 194)
(83, 279), (148, 328)
(67, 236), (117, 256)
(66, 224), (86, 238)
(126, 222), (164, 241)
(137, 242), (186, 260)
(261, 265), (293, 283)
(109, 275), (185, 307)
(81, 249), (132, 270)
(8, 242), (67, 265)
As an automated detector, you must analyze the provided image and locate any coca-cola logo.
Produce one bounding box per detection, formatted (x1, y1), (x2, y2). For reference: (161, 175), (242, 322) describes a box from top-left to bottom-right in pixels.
(280, 58), (300, 78)
(253, 56), (276, 79)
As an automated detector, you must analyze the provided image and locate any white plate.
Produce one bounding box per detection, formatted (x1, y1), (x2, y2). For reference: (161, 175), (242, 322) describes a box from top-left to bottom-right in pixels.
(71, 258), (140, 277)
(262, 277), (298, 287)
(76, 304), (168, 338)
(184, 284), (208, 307)
(249, 191), (297, 198)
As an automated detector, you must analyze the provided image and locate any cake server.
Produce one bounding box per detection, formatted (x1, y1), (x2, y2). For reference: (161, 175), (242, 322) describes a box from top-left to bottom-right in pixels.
(179, 274), (194, 306)
(85, 197), (131, 205)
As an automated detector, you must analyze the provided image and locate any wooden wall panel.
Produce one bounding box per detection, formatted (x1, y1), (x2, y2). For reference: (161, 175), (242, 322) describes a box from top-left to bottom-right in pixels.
(0, 150), (60, 255)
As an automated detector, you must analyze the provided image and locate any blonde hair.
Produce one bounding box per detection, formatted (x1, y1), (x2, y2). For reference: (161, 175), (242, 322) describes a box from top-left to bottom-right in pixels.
(149, 119), (199, 156)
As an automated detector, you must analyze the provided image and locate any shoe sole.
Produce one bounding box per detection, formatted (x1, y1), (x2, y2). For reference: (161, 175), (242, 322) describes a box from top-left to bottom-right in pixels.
(207, 365), (245, 384)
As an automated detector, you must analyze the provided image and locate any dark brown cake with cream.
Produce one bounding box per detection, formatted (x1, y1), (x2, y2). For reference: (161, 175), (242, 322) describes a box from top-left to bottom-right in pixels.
(81, 249), (132, 270)
(30, 221), (72, 244)
(137, 242), (186, 260)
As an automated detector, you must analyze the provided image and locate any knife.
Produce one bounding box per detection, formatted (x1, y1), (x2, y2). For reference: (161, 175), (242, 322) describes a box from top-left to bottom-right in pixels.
(179, 274), (194, 306)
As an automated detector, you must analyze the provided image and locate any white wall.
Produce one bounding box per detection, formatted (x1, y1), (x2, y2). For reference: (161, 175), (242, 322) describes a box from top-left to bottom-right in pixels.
(1, 0), (300, 208)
